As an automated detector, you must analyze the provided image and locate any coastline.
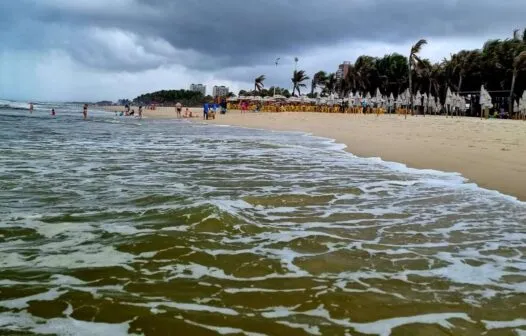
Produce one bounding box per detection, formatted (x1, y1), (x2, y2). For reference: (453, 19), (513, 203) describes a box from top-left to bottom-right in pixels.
(205, 111), (526, 202)
(103, 106), (526, 201)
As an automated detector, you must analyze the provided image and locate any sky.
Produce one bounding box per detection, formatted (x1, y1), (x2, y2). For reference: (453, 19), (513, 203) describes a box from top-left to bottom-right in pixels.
(0, 0), (525, 102)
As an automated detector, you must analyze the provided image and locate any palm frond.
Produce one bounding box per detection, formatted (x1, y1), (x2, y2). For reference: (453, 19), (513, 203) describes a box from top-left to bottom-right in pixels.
(411, 39), (428, 55)
(513, 29), (520, 40)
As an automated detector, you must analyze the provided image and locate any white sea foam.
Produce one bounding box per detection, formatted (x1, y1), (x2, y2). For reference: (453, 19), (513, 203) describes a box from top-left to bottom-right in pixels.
(2, 109), (526, 334)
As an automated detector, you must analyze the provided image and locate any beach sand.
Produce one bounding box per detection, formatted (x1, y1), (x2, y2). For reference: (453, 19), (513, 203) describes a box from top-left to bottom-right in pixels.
(105, 106), (526, 201)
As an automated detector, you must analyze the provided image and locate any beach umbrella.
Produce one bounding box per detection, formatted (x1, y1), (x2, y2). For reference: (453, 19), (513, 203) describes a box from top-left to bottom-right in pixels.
(387, 94), (394, 108)
(415, 91), (422, 106)
(375, 88), (382, 100)
(395, 94), (403, 106)
(445, 87), (452, 106)
(355, 92), (362, 106)
(520, 91), (526, 113)
(273, 94), (287, 100)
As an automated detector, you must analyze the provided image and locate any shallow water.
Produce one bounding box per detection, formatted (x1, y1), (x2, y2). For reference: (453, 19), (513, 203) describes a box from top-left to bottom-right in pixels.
(1, 105), (526, 335)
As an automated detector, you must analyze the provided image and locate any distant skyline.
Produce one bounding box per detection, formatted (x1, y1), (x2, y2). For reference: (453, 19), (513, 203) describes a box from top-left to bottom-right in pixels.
(1, 0), (525, 101)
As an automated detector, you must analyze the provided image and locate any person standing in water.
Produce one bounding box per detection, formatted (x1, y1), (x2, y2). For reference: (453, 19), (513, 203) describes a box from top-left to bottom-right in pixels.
(83, 104), (88, 120)
(138, 106), (143, 119)
(29, 103), (33, 113)
(175, 102), (182, 118)
(51, 108), (56, 117)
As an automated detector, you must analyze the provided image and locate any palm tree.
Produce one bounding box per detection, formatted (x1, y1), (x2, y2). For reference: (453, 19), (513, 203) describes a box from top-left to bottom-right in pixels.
(291, 70), (310, 96)
(254, 75), (265, 93)
(341, 65), (356, 96)
(509, 51), (526, 116)
(354, 56), (377, 93)
(408, 39), (427, 118)
(311, 71), (327, 96)
(323, 73), (337, 96)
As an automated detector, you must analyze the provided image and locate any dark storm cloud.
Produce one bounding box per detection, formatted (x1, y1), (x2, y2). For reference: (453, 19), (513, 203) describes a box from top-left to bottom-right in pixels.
(2, 0), (526, 72)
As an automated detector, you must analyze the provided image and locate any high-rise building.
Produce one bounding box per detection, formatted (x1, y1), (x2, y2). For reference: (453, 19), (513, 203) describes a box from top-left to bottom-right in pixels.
(190, 84), (206, 96)
(212, 85), (229, 97)
(335, 61), (351, 83)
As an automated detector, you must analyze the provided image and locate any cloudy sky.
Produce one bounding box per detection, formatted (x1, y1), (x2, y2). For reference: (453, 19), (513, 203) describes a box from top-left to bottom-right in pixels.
(0, 0), (525, 102)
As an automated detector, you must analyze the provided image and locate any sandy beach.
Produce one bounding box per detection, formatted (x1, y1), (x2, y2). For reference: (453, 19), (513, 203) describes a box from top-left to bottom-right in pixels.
(104, 106), (526, 201)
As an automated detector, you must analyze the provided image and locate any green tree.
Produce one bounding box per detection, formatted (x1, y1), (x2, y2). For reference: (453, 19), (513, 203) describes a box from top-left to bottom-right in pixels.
(291, 70), (310, 96)
(311, 71), (327, 95)
(323, 73), (337, 96)
(254, 75), (265, 92)
(408, 39), (427, 117)
(510, 51), (526, 115)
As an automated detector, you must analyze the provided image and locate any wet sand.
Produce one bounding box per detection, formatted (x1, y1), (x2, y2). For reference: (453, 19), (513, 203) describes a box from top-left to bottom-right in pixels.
(104, 106), (526, 201)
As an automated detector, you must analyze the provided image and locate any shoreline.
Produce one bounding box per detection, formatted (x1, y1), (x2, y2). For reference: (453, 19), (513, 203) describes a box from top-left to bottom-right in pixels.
(204, 111), (526, 202)
(103, 106), (526, 201)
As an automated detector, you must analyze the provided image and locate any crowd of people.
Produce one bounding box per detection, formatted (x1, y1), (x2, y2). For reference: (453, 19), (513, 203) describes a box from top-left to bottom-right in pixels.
(202, 98), (228, 120)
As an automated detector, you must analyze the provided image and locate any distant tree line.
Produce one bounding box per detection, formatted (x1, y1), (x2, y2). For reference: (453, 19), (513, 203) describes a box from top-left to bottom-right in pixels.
(132, 90), (218, 107)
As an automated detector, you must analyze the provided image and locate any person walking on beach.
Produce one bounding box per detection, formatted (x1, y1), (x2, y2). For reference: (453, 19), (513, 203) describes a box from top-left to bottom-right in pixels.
(83, 104), (88, 120)
(175, 102), (182, 118)
(220, 98), (227, 114)
(240, 101), (246, 114)
(203, 102), (209, 120)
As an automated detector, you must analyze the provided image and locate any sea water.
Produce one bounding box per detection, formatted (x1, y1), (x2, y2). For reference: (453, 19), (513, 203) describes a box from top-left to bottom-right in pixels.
(1, 102), (526, 335)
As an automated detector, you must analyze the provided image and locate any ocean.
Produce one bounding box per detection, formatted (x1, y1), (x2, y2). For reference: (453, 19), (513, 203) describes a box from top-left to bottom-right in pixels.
(1, 101), (526, 335)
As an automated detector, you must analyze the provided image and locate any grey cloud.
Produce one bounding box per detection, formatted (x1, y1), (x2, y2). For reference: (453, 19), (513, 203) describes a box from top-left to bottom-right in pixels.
(1, 0), (526, 74)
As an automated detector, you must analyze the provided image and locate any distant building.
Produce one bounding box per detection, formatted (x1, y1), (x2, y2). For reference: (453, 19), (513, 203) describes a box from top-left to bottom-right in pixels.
(212, 85), (229, 97)
(335, 61), (351, 83)
(190, 84), (206, 96)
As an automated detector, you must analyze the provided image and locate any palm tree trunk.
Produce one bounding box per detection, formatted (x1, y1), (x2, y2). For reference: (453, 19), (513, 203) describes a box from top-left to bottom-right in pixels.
(509, 70), (517, 118)
(408, 59), (412, 120)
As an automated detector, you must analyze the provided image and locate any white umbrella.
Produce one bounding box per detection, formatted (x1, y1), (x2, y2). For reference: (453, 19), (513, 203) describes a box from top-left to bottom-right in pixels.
(415, 91), (422, 106)
(445, 87), (452, 106)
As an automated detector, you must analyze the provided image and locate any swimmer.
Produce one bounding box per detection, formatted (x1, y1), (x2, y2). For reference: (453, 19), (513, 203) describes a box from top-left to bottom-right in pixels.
(29, 103), (33, 113)
(83, 104), (88, 120)
(51, 108), (56, 117)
